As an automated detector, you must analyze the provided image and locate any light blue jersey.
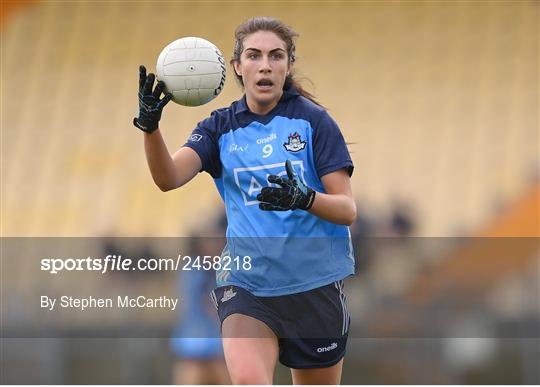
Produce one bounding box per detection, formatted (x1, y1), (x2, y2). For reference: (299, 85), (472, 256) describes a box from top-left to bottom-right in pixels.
(185, 87), (355, 296)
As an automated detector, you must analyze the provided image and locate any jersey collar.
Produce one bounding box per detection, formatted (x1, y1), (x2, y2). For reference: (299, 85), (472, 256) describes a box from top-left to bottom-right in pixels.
(234, 86), (300, 115)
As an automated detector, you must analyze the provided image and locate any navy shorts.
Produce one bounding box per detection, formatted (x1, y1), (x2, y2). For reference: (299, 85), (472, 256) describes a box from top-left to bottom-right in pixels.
(210, 280), (350, 369)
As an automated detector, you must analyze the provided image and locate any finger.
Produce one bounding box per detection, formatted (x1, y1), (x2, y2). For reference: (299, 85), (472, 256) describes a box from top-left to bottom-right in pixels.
(257, 192), (273, 203)
(143, 73), (155, 96)
(153, 80), (165, 99)
(157, 92), (173, 109)
(139, 65), (147, 92)
(260, 186), (280, 195)
(258, 191), (281, 203)
(268, 175), (289, 187)
(259, 203), (287, 211)
(285, 159), (297, 180)
(260, 187), (288, 199)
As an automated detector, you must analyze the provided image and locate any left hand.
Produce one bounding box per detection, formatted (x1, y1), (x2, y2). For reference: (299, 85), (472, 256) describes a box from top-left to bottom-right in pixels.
(133, 65), (172, 133)
(257, 160), (316, 211)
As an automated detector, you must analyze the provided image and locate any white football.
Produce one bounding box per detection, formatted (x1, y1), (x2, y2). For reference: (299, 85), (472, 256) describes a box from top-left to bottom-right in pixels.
(156, 37), (226, 106)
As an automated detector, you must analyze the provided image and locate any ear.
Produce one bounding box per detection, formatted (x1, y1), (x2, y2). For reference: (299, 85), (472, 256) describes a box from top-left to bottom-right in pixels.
(233, 61), (242, 77)
(287, 61), (294, 76)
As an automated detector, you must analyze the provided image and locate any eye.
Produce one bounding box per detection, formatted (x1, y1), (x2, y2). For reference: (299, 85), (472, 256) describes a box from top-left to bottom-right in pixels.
(247, 52), (259, 60)
(271, 52), (284, 60)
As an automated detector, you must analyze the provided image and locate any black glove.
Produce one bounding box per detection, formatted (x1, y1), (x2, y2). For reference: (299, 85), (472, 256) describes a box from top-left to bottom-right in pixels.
(257, 160), (316, 211)
(133, 65), (172, 133)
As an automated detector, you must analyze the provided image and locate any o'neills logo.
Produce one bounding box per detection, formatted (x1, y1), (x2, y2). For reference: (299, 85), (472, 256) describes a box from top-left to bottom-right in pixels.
(283, 132), (306, 152)
(214, 50), (226, 96)
(317, 342), (338, 353)
(257, 132), (277, 144)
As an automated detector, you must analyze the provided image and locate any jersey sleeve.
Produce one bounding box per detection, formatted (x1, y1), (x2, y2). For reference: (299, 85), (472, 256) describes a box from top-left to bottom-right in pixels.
(312, 110), (354, 178)
(183, 114), (222, 178)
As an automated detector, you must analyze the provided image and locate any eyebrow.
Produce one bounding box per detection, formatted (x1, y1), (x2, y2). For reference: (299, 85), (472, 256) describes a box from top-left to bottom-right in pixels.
(244, 48), (286, 54)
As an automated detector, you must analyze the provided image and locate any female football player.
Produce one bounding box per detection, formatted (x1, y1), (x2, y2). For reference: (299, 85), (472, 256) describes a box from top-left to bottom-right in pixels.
(134, 17), (356, 384)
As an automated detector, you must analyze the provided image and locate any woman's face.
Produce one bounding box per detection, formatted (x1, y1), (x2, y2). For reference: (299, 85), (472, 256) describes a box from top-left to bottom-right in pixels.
(234, 30), (292, 115)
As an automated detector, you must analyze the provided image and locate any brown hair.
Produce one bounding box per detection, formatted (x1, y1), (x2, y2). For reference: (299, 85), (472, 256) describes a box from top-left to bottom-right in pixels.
(231, 16), (322, 107)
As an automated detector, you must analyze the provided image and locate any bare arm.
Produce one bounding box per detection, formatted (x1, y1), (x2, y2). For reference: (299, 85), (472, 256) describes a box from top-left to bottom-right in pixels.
(133, 65), (201, 191)
(144, 129), (202, 192)
(308, 169), (357, 225)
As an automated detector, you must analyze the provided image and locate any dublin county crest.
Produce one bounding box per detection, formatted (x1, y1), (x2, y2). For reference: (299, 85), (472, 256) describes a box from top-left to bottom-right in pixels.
(283, 132), (307, 152)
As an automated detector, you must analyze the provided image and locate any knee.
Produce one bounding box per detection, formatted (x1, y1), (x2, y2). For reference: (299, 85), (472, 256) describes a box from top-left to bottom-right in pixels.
(230, 368), (272, 385)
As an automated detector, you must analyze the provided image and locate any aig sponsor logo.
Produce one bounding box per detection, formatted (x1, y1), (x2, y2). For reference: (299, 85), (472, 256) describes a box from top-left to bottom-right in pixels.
(233, 161), (306, 206)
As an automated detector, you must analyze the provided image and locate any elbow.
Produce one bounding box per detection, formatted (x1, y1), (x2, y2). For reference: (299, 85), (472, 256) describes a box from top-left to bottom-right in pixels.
(155, 179), (180, 192)
(158, 184), (173, 192)
(344, 201), (357, 226)
(343, 214), (356, 226)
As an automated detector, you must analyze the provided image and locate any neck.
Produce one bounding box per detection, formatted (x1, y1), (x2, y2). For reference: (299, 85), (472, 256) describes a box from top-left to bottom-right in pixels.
(246, 91), (283, 115)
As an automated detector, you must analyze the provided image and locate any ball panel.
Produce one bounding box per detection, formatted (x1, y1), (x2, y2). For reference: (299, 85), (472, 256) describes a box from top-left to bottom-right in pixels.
(156, 36), (226, 107)
(163, 61), (223, 78)
(162, 74), (222, 91)
(167, 37), (217, 51)
(165, 47), (219, 62)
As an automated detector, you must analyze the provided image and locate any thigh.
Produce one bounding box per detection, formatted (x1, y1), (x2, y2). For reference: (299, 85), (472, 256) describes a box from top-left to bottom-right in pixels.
(222, 313), (279, 384)
(290, 358), (344, 385)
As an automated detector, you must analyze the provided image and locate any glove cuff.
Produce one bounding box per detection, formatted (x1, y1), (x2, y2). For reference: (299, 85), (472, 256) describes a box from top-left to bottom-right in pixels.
(133, 117), (158, 133)
(300, 188), (316, 210)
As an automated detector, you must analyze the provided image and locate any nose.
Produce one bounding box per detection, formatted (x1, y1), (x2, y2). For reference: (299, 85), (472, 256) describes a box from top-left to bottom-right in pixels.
(259, 55), (271, 73)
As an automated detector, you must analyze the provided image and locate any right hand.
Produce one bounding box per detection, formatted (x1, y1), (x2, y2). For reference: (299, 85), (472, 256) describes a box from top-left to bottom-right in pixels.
(133, 65), (172, 133)
(257, 160), (316, 211)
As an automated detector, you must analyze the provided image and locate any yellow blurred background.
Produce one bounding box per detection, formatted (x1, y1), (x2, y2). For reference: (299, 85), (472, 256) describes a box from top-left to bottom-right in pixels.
(2, 0), (537, 237)
(1, 1), (538, 385)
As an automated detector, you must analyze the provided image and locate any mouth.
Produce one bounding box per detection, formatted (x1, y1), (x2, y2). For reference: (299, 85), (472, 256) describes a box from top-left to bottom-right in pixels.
(256, 79), (274, 91)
